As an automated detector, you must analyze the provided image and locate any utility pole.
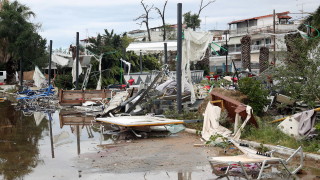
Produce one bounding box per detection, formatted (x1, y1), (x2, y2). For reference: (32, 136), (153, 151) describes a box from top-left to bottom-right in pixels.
(164, 43), (168, 64)
(225, 31), (228, 74)
(48, 40), (52, 88)
(140, 50), (143, 73)
(76, 32), (80, 90)
(177, 3), (182, 114)
(273, 9), (276, 65)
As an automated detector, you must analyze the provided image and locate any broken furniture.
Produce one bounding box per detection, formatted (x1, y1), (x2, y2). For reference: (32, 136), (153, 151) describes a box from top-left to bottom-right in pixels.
(210, 91), (258, 128)
(208, 140), (304, 179)
(59, 89), (113, 106)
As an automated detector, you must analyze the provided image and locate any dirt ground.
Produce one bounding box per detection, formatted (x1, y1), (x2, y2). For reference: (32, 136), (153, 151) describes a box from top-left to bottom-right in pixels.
(75, 132), (222, 174)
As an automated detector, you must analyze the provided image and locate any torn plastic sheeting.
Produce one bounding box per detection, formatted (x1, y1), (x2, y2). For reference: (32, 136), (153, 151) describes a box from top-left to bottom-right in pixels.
(210, 91), (258, 128)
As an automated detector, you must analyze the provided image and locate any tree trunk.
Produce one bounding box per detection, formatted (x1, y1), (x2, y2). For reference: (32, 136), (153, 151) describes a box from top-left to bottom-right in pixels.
(259, 47), (269, 73)
(6, 57), (17, 84)
(146, 22), (151, 42)
(241, 35), (251, 71)
(162, 20), (166, 41)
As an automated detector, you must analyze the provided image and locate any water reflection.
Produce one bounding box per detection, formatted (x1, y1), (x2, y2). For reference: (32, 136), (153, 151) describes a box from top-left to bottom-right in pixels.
(1, 101), (320, 180)
(0, 101), (47, 180)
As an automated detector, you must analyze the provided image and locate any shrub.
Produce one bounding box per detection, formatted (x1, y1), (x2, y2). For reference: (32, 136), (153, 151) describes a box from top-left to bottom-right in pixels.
(238, 77), (269, 115)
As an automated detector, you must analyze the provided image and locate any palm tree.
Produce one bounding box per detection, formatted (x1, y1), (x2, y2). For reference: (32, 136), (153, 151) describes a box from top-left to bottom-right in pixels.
(240, 35), (251, 71)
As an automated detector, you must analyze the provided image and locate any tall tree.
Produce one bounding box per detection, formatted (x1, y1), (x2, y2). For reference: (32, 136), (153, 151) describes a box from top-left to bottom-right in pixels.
(135, 0), (153, 42)
(154, 0), (168, 41)
(183, 12), (201, 31)
(0, 0), (47, 83)
(183, 0), (215, 31)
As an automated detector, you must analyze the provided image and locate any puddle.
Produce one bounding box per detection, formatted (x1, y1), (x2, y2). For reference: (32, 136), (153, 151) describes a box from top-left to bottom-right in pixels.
(0, 102), (320, 180)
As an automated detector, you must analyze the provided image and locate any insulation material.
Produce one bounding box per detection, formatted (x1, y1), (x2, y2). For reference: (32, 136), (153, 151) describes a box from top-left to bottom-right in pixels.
(33, 66), (46, 88)
(182, 29), (213, 104)
(201, 102), (232, 141)
(72, 59), (83, 83)
(52, 54), (69, 66)
(278, 117), (301, 139)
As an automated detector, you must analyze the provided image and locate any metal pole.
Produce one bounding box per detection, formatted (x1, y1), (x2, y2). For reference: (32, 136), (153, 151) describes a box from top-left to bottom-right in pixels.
(76, 32), (80, 90)
(48, 112), (55, 158)
(77, 125), (80, 155)
(20, 53), (23, 91)
(225, 32), (228, 74)
(164, 43), (168, 64)
(177, 3), (182, 114)
(140, 50), (143, 73)
(48, 40), (52, 88)
(273, 9), (276, 65)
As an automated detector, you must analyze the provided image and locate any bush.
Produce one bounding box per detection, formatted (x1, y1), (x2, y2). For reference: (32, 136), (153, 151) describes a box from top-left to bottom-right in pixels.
(238, 77), (269, 115)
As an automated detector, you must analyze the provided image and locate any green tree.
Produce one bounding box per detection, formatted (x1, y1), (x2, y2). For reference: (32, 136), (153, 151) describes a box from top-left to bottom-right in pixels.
(183, 11), (201, 31)
(0, 0), (47, 83)
(271, 6), (320, 108)
(238, 77), (269, 115)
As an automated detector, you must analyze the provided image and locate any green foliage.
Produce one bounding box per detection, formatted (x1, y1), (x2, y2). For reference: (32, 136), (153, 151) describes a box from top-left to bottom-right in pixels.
(54, 74), (73, 89)
(0, 0), (48, 83)
(238, 77), (269, 115)
(183, 11), (201, 30)
(86, 29), (160, 87)
(272, 37), (320, 108)
(242, 117), (320, 153)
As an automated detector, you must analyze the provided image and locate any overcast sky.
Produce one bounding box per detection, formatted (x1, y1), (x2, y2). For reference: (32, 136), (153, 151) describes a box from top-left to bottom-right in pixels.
(18, 0), (319, 49)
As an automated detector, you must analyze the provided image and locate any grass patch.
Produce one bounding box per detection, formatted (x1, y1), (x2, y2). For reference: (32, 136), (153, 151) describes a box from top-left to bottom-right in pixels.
(242, 116), (320, 153)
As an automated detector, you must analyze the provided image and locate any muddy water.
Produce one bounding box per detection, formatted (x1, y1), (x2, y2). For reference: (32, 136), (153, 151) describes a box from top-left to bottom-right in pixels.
(0, 102), (319, 180)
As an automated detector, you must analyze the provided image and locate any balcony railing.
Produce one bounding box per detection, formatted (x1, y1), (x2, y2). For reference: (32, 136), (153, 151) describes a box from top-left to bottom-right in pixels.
(230, 24), (299, 36)
(227, 44), (274, 53)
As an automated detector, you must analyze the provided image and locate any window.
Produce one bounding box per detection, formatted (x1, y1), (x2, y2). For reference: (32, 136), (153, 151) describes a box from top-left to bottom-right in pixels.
(0, 72), (3, 76)
(266, 38), (271, 44)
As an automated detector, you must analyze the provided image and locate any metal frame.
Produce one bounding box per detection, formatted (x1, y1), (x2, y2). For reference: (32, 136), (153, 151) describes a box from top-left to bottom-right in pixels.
(209, 146), (304, 179)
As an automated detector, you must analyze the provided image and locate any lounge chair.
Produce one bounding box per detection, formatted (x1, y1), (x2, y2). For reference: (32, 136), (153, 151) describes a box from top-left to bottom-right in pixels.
(208, 140), (303, 179)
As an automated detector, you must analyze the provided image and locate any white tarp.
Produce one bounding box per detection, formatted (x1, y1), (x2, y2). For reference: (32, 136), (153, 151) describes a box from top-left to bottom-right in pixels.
(182, 29), (213, 103)
(202, 102), (232, 141)
(33, 66), (46, 88)
(52, 54), (69, 66)
(127, 41), (177, 54)
(72, 59), (83, 83)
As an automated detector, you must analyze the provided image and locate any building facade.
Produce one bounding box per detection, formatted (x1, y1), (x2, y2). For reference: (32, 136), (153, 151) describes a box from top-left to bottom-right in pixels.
(209, 11), (300, 74)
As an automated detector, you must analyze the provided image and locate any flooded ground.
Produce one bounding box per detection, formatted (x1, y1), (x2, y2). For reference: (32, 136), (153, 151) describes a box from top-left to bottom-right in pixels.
(0, 100), (320, 180)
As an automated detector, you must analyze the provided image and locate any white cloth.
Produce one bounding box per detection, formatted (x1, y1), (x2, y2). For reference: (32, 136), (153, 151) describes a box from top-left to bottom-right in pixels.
(182, 29), (213, 103)
(72, 58), (83, 83)
(33, 66), (46, 88)
(202, 102), (232, 141)
(52, 54), (69, 66)
(233, 105), (253, 141)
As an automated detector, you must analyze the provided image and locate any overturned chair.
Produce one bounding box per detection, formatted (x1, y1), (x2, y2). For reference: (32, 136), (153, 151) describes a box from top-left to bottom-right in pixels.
(208, 140), (304, 179)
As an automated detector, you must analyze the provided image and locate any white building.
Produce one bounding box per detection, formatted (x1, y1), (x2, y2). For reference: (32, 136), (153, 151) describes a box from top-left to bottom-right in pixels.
(209, 11), (300, 74)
